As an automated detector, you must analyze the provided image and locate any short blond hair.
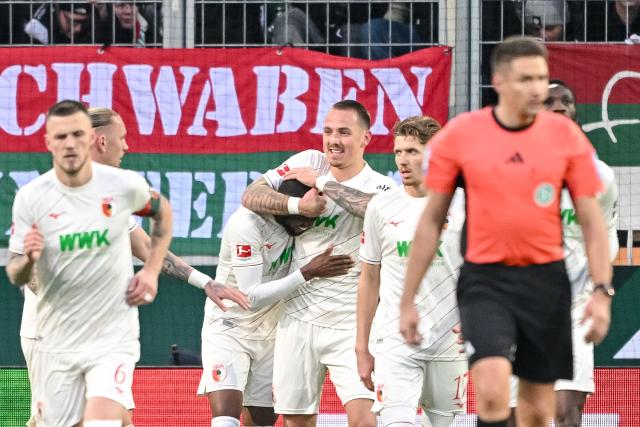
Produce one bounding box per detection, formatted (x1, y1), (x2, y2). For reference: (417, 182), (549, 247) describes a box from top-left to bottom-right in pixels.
(88, 107), (120, 129)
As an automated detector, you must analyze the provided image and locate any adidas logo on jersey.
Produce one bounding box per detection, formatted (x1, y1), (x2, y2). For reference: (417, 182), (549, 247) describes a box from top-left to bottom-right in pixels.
(506, 152), (524, 163)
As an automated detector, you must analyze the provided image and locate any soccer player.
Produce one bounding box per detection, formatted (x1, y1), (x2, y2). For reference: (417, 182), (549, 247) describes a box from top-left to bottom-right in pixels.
(399, 37), (612, 427)
(198, 179), (355, 427)
(17, 106), (249, 427)
(7, 100), (173, 427)
(242, 100), (396, 426)
(506, 80), (619, 427)
(356, 116), (467, 427)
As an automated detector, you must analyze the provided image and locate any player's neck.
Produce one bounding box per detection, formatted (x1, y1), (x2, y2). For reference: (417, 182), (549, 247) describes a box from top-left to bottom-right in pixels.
(331, 160), (365, 182)
(494, 104), (536, 129)
(404, 184), (425, 198)
(54, 162), (93, 188)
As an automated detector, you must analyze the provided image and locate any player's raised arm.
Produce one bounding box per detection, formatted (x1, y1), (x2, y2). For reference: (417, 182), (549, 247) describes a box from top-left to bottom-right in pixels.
(242, 176), (326, 218)
(128, 226), (250, 310)
(282, 167), (376, 218)
(399, 191), (452, 345)
(126, 191), (172, 305)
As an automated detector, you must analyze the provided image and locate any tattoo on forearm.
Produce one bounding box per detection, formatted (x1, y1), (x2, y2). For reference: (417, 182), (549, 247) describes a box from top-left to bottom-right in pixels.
(243, 179), (289, 215)
(161, 252), (193, 281)
(323, 182), (374, 218)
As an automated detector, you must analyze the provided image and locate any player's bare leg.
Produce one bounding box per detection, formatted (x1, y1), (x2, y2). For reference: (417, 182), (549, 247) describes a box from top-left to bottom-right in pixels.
(516, 380), (555, 427)
(471, 357), (511, 424)
(208, 390), (243, 425)
(282, 414), (317, 427)
(84, 396), (125, 423)
(555, 390), (587, 427)
(344, 398), (376, 427)
(122, 409), (134, 426)
(507, 408), (517, 427)
(242, 406), (279, 426)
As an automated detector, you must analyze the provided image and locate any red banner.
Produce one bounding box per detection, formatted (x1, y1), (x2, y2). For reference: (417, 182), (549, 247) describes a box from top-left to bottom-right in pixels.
(548, 44), (640, 105)
(0, 46), (451, 154)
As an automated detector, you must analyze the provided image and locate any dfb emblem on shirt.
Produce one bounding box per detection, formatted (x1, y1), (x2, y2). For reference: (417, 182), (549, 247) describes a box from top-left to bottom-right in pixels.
(212, 363), (227, 382)
(101, 197), (115, 217)
(236, 244), (252, 258)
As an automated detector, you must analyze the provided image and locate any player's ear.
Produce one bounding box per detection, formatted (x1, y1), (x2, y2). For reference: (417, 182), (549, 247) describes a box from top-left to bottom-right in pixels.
(45, 134), (52, 152)
(362, 130), (372, 148)
(96, 133), (106, 152)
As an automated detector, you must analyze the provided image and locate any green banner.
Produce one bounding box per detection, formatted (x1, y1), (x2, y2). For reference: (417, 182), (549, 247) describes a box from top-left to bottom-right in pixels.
(0, 152), (397, 257)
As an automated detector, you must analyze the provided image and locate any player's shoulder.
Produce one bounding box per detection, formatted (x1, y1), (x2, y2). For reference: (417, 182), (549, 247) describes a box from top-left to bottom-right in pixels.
(595, 159), (615, 186)
(94, 163), (147, 189)
(16, 169), (55, 198)
(225, 207), (267, 238)
(369, 185), (404, 207)
(288, 149), (327, 166)
(362, 165), (396, 191)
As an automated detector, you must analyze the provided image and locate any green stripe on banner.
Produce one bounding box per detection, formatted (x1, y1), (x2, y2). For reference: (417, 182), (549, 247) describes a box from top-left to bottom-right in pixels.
(578, 104), (640, 166)
(0, 152), (397, 256)
(0, 368), (30, 426)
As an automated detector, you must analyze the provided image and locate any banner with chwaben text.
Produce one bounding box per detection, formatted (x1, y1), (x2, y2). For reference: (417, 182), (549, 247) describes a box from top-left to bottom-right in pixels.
(0, 46), (451, 257)
(548, 44), (640, 229)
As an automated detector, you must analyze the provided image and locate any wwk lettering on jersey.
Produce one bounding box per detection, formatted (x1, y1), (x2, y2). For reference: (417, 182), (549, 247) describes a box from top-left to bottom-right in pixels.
(59, 229), (110, 252)
(396, 240), (443, 257)
(314, 215), (339, 229)
(270, 245), (294, 273)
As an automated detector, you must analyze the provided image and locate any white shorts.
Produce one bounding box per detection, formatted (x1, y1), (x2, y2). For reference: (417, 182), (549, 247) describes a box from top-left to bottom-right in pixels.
(33, 341), (139, 427)
(272, 314), (374, 414)
(21, 337), (38, 422)
(509, 300), (594, 407)
(198, 328), (275, 407)
(372, 349), (468, 420)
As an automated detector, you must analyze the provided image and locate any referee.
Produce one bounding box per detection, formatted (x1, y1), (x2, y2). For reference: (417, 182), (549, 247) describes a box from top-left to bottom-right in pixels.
(399, 36), (612, 427)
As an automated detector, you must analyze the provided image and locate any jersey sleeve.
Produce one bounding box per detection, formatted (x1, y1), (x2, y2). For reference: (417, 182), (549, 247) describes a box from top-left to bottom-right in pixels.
(8, 190), (32, 255)
(564, 126), (602, 199)
(598, 165), (619, 262)
(371, 175), (397, 194)
(127, 216), (139, 233)
(359, 197), (382, 264)
(263, 150), (326, 189)
(424, 125), (462, 194)
(224, 216), (266, 294)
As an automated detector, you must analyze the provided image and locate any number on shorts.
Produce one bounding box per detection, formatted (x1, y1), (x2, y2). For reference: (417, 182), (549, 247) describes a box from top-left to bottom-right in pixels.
(114, 363), (126, 385)
(453, 372), (469, 405)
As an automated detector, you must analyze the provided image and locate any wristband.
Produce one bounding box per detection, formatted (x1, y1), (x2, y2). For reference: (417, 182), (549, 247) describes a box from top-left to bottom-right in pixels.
(593, 283), (615, 298)
(188, 270), (211, 289)
(287, 196), (301, 215)
(316, 175), (332, 192)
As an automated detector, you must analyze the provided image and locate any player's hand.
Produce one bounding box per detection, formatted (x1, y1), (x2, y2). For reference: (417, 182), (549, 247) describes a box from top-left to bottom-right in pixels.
(399, 303), (422, 345)
(300, 246), (355, 280)
(24, 224), (44, 262)
(582, 292), (612, 345)
(356, 348), (375, 391)
(204, 280), (251, 311)
(127, 267), (159, 306)
(283, 167), (319, 188)
(298, 188), (326, 217)
(452, 323), (466, 353)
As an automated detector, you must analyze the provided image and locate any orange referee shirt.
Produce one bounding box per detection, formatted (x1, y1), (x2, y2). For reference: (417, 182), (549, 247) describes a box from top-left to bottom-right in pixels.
(426, 107), (602, 266)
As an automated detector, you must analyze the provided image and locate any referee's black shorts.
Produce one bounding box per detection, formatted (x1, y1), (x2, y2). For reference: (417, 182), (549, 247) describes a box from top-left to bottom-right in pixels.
(457, 260), (573, 383)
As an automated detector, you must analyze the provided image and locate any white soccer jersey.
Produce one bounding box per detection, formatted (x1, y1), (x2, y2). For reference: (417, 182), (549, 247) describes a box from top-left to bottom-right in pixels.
(206, 207), (293, 340)
(263, 149), (396, 329)
(9, 162), (151, 352)
(360, 186), (465, 361)
(562, 160), (618, 303)
(19, 216), (139, 340)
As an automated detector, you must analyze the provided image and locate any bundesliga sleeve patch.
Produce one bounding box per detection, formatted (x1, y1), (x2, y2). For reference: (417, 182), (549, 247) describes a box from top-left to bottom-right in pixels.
(236, 244), (252, 258)
(276, 164), (290, 176)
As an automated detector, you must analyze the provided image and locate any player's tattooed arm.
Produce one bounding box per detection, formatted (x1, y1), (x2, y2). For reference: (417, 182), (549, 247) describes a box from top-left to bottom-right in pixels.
(6, 252), (36, 286)
(322, 181), (374, 218)
(242, 176), (326, 217)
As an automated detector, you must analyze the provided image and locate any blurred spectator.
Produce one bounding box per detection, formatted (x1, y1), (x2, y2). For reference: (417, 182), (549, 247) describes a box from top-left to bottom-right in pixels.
(336, 3), (424, 59)
(94, 2), (155, 46)
(587, 0), (640, 41)
(23, 2), (95, 44)
(514, 0), (570, 41)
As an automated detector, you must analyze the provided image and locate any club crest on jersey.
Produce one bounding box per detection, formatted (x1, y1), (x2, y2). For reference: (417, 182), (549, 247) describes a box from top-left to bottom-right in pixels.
(101, 196), (115, 217)
(212, 363), (227, 382)
(236, 244), (252, 258)
(376, 384), (386, 402)
(533, 183), (555, 208)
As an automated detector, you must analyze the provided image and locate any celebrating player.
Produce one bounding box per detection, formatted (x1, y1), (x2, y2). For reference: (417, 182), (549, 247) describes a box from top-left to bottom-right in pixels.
(400, 37), (612, 427)
(356, 116), (467, 427)
(7, 100), (173, 426)
(242, 100), (396, 426)
(198, 179), (354, 427)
